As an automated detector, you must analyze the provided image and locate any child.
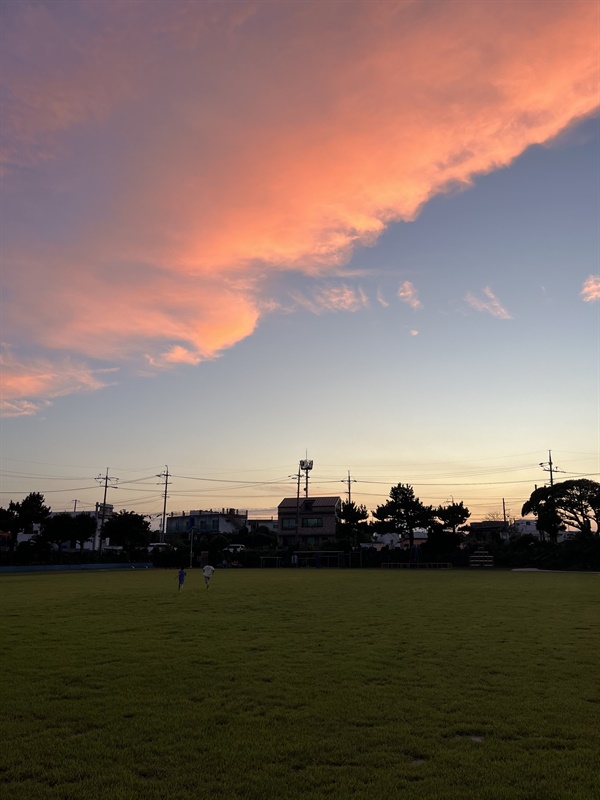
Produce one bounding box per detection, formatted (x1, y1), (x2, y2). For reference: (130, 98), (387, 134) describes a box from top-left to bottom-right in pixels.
(177, 567), (187, 592)
(203, 563), (215, 590)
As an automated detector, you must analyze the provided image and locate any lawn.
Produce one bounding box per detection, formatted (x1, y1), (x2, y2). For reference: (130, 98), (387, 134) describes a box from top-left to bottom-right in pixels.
(1, 569), (598, 800)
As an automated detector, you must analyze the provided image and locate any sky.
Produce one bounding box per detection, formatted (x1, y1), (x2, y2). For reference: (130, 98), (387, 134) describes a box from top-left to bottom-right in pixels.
(1, 0), (599, 527)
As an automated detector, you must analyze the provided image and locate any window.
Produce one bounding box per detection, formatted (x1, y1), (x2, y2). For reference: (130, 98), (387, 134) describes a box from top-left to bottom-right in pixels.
(211, 519), (219, 530)
(301, 517), (323, 528)
(281, 518), (296, 530)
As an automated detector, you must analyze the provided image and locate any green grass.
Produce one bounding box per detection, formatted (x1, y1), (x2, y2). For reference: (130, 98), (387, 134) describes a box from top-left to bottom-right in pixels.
(1, 569), (598, 800)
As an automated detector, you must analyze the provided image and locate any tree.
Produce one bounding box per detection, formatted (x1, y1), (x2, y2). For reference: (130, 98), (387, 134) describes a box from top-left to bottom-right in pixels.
(13, 493), (51, 529)
(373, 484), (434, 549)
(39, 513), (74, 551)
(208, 534), (230, 563)
(4, 493), (51, 553)
(522, 479), (600, 540)
(72, 514), (97, 550)
(436, 501), (470, 534)
(246, 526), (277, 549)
(0, 506), (19, 540)
(0, 503), (19, 554)
(102, 511), (151, 552)
(37, 512), (96, 553)
(424, 526), (462, 560)
(337, 501), (370, 547)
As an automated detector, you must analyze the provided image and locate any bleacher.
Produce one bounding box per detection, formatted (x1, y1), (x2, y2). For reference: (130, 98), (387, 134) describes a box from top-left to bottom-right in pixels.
(469, 548), (494, 568)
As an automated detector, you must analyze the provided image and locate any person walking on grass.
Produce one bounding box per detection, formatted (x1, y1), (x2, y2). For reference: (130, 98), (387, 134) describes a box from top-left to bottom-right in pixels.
(203, 563), (215, 590)
(177, 568), (187, 592)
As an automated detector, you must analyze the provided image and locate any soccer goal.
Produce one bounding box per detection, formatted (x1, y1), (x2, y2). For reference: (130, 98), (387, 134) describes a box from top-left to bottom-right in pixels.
(260, 556), (284, 568)
(294, 551), (344, 568)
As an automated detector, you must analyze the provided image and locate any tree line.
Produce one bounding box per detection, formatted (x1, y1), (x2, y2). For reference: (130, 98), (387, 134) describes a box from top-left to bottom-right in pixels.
(0, 495), (151, 561)
(337, 485), (471, 549)
(0, 478), (598, 567)
(338, 478), (599, 546)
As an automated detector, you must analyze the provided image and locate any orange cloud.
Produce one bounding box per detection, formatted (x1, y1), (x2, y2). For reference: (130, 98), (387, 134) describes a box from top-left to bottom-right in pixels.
(147, 346), (202, 367)
(0, 347), (117, 416)
(397, 282), (423, 310)
(1, 1), (598, 410)
(465, 287), (513, 319)
(581, 275), (600, 302)
(3, 258), (260, 364)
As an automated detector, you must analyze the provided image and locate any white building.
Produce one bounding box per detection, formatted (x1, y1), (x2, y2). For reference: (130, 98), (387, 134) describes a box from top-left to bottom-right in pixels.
(166, 508), (248, 540)
(361, 529), (429, 550)
(512, 518), (575, 543)
(512, 519), (540, 536)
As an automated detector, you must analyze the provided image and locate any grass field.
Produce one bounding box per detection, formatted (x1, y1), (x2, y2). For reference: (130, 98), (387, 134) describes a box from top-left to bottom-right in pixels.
(1, 568), (598, 800)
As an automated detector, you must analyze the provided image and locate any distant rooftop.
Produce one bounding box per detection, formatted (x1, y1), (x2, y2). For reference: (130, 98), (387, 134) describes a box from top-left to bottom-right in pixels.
(278, 496), (341, 511)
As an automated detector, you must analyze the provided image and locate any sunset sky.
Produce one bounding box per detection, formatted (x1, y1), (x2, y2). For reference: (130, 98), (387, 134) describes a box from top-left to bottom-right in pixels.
(1, 0), (598, 525)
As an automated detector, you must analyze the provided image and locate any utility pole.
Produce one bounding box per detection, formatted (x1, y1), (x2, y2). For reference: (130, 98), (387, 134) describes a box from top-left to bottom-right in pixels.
(72, 499), (78, 513)
(95, 468), (119, 553)
(540, 450), (563, 486)
(157, 466), (171, 544)
(189, 527), (196, 569)
(341, 470), (356, 503)
(289, 458), (313, 548)
(502, 498), (507, 527)
(295, 467), (301, 544)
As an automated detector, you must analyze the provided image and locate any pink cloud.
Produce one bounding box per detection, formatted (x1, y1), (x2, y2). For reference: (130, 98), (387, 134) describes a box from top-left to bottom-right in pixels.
(292, 285), (369, 314)
(397, 282), (423, 310)
(1, 1), (598, 410)
(376, 290), (389, 308)
(0, 347), (117, 416)
(1, 399), (51, 418)
(465, 287), (513, 319)
(3, 258), (260, 364)
(581, 275), (600, 302)
(147, 346), (202, 368)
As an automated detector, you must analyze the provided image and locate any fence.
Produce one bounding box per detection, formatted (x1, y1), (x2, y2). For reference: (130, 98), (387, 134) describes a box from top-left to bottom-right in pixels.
(381, 562), (452, 569)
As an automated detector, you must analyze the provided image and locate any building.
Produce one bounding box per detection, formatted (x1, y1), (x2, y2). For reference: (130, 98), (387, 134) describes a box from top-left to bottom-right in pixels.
(246, 518), (278, 535)
(512, 519), (540, 537)
(361, 532), (401, 551)
(166, 508), (248, 541)
(512, 518), (574, 542)
(399, 528), (429, 549)
(467, 520), (509, 542)
(277, 496), (341, 547)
